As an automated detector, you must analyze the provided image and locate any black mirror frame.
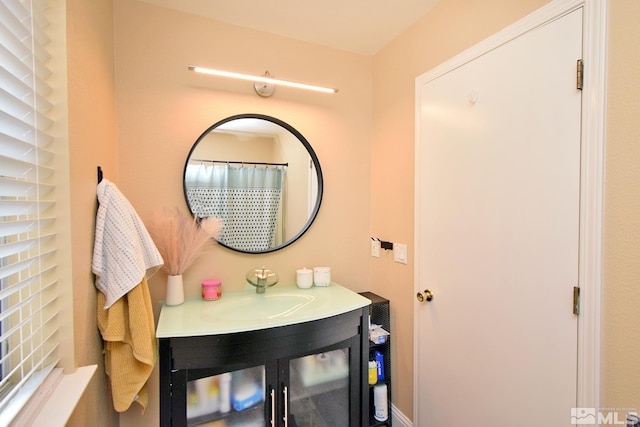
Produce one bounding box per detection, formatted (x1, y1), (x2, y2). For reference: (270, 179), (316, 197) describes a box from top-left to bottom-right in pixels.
(183, 113), (324, 254)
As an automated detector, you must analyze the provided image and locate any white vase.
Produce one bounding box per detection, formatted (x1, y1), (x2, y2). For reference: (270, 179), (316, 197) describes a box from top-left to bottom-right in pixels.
(165, 274), (185, 306)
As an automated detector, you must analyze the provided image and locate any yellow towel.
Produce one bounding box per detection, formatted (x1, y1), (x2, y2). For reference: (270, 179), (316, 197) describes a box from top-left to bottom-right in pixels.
(97, 276), (157, 412)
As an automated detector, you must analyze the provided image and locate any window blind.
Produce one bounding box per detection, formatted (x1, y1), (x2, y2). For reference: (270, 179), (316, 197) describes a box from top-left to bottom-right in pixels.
(0, 0), (61, 421)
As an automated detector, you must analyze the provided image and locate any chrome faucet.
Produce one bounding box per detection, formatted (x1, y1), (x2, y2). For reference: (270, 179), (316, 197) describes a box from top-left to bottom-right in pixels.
(246, 267), (279, 293)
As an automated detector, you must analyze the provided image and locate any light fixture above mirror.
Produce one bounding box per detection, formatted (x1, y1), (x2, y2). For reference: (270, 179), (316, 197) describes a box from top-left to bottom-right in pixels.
(254, 71), (276, 98)
(187, 65), (339, 96)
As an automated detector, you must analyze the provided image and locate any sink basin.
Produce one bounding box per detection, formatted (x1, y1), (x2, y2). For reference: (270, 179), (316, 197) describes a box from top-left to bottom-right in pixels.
(156, 283), (371, 337)
(202, 293), (316, 321)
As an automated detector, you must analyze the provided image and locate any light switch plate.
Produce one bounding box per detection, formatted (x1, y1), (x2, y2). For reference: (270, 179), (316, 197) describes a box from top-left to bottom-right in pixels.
(371, 239), (380, 258)
(393, 243), (408, 264)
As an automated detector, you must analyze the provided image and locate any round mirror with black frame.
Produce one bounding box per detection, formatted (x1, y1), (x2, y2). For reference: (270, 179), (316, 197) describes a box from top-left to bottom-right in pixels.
(183, 114), (323, 254)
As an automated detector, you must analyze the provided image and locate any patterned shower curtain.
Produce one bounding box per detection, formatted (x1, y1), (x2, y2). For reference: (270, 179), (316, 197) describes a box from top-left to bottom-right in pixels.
(185, 164), (286, 252)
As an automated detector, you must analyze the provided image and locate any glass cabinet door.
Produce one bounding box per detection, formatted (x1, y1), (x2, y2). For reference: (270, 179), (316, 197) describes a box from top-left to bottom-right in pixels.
(287, 348), (350, 427)
(187, 365), (266, 426)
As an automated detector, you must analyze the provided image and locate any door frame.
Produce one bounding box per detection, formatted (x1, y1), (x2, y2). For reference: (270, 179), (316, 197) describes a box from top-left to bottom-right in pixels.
(413, 0), (607, 419)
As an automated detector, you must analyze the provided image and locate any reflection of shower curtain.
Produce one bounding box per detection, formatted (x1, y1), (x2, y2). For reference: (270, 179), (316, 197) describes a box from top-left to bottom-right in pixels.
(185, 164), (286, 252)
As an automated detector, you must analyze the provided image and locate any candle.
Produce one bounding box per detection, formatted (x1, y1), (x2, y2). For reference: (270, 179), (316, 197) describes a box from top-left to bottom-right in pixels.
(201, 279), (221, 300)
(296, 268), (313, 289)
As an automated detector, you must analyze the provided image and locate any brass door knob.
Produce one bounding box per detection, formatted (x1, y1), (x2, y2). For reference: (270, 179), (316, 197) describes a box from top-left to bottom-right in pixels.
(416, 289), (433, 302)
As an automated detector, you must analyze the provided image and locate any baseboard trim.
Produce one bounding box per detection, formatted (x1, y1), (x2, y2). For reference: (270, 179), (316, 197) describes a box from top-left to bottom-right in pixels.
(392, 403), (413, 427)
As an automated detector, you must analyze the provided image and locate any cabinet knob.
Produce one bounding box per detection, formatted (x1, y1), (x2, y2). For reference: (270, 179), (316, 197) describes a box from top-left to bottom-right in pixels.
(416, 289), (433, 302)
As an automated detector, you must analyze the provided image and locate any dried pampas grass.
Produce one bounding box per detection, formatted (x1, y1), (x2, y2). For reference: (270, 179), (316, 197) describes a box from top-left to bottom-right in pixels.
(146, 208), (223, 276)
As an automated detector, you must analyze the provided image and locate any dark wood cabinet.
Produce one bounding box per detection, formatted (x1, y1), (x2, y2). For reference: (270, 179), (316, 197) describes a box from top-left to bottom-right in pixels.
(159, 307), (369, 426)
(360, 292), (392, 427)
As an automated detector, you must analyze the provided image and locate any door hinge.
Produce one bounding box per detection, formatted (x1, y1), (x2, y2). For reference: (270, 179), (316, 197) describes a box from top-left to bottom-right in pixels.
(573, 286), (580, 315)
(576, 59), (584, 90)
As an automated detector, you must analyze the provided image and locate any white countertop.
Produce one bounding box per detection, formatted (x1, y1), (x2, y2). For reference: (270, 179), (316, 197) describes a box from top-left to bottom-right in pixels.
(156, 282), (371, 338)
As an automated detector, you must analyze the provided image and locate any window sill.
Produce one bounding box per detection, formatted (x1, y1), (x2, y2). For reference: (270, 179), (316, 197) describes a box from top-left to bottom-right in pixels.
(32, 365), (97, 427)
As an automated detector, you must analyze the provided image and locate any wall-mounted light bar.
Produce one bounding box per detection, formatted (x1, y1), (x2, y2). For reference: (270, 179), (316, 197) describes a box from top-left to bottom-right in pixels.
(188, 65), (338, 94)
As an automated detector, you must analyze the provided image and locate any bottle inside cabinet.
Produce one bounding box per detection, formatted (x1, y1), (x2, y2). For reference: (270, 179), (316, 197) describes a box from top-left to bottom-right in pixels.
(186, 365), (265, 426)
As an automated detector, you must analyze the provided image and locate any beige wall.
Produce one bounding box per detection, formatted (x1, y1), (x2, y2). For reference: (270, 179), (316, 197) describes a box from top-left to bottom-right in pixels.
(112, 0), (372, 424)
(371, 0), (550, 418)
(370, 0), (640, 419)
(112, 0), (372, 296)
(602, 0), (640, 411)
(66, 0), (119, 425)
(65, 0), (640, 425)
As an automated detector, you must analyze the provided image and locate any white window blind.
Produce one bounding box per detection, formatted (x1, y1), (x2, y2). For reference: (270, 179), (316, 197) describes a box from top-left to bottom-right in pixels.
(0, 0), (61, 422)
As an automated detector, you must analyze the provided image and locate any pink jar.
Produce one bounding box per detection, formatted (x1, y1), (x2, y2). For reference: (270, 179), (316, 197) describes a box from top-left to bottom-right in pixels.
(201, 279), (221, 301)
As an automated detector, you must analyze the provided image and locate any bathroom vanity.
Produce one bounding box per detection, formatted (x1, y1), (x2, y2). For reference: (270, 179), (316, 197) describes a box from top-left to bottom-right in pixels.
(157, 283), (371, 426)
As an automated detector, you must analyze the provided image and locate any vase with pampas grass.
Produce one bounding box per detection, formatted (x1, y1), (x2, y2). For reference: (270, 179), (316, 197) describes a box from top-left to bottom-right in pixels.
(146, 208), (222, 305)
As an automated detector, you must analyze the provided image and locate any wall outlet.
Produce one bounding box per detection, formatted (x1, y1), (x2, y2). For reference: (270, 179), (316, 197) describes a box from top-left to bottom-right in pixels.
(393, 243), (408, 264)
(371, 239), (380, 258)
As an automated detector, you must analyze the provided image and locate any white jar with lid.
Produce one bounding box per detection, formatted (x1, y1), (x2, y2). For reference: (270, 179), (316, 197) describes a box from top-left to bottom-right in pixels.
(313, 267), (331, 286)
(296, 268), (313, 288)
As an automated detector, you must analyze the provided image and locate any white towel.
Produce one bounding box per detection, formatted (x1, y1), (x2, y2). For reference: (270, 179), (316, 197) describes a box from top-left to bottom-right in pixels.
(92, 179), (163, 308)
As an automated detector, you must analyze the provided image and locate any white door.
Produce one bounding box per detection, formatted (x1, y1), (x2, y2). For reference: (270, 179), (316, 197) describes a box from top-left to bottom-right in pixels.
(415, 8), (582, 426)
